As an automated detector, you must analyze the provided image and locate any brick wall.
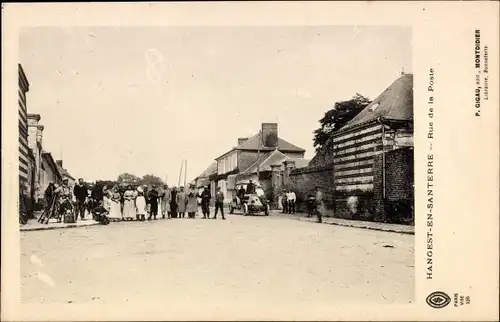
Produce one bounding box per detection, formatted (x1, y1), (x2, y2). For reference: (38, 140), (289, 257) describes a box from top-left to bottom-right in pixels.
(286, 165), (335, 213)
(372, 147), (414, 224)
(385, 148), (414, 201)
(279, 146), (414, 224)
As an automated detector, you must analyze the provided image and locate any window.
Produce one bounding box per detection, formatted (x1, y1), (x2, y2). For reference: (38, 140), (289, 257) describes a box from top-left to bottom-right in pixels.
(369, 102), (380, 111)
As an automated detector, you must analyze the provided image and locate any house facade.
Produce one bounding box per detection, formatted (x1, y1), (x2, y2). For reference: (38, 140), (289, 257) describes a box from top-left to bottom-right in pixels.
(19, 64), (31, 197)
(28, 114), (45, 203)
(277, 73), (414, 223)
(211, 123), (306, 202)
(332, 73), (413, 194)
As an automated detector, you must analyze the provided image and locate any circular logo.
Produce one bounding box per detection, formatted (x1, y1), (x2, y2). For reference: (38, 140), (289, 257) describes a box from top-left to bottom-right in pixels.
(426, 291), (451, 309)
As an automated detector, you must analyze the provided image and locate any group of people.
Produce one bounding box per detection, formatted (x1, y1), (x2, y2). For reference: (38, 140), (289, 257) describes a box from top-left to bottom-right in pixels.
(42, 178), (228, 223)
(281, 189), (297, 214)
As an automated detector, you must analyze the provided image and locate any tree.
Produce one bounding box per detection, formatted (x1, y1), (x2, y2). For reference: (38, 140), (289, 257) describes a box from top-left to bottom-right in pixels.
(141, 174), (164, 188)
(117, 173), (141, 185)
(313, 93), (371, 151)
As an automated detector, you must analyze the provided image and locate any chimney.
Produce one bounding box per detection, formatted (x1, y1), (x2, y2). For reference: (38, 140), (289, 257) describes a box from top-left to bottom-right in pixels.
(261, 123), (278, 148)
(238, 138), (248, 146)
(56, 160), (63, 168)
(27, 113), (41, 127)
(36, 125), (44, 146)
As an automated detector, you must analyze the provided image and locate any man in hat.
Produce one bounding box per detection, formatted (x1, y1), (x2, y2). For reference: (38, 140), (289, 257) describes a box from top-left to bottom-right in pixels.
(213, 187), (226, 220)
(54, 178), (74, 222)
(246, 179), (256, 194)
(148, 185), (159, 220)
(73, 178), (88, 220)
(198, 186), (212, 219)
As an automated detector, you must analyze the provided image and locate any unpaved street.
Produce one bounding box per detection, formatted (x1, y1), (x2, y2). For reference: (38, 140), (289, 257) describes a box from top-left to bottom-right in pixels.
(21, 213), (414, 306)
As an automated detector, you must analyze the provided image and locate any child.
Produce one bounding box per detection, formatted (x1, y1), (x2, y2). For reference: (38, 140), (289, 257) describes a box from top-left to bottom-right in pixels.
(135, 188), (147, 221)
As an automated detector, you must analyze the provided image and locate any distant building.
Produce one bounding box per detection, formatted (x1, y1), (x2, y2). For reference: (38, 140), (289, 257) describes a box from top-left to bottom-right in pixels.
(18, 64), (30, 196)
(211, 123), (306, 202)
(40, 151), (62, 200)
(56, 160), (76, 188)
(27, 113), (45, 203)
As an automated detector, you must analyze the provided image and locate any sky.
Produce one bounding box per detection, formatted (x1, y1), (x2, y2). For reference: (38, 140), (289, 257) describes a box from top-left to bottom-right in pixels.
(19, 26), (412, 183)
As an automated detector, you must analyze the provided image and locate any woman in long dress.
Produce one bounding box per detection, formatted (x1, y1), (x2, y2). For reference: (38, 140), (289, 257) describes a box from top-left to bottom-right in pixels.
(186, 184), (198, 219)
(122, 185), (137, 221)
(102, 186), (112, 214)
(135, 188), (147, 221)
(176, 186), (187, 218)
(108, 186), (122, 221)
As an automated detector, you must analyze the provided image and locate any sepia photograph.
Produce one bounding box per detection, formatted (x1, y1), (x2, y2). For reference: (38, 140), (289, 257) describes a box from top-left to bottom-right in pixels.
(3, 2), (498, 321)
(18, 25), (414, 306)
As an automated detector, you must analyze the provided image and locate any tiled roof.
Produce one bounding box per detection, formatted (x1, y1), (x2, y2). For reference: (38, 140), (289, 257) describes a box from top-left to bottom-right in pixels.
(57, 165), (75, 180)
(340, 74), (413, 131)
(237, 131), (305, 152)
(197, 162), (217, 178)
(216, 131), (305, 160)
(241, 149), (287, 174)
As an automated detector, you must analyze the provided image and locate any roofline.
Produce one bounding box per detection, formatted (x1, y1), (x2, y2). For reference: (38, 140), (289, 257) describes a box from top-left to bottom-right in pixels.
(18, 64), (30, 92)
(41, 152), (62, 179)
(241, 149), (284, 175)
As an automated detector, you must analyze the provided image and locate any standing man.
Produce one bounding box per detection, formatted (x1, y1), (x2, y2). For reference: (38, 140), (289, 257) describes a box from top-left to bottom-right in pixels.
(213, 187), (226, 220)
(54, 179), (74, 222)
(148, 185), (159, 220)
(246, 180), (256, 194)
(199, 186), (212, 219)
(170, 186), (178, 218)
(282, 190), (289, 214)
(73, 178), (88, 221)
(160, 184), (171, 219)
(287, 189), (296, 214)
(315, 186), (324, 223)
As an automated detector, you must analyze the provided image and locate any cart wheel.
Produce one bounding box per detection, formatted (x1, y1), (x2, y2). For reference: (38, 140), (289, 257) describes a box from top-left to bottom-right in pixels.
(243, 204), (248, 216)
(264, 205), (270, 216)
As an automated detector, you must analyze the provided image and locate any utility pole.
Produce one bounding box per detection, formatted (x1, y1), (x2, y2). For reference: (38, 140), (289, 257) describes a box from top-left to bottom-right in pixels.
(178, 159), (184, 187)
(184, 160), (188, 188)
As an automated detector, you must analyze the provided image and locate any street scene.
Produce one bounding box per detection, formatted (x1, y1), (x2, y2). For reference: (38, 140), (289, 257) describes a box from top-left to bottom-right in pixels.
(18, 25), (414, 309)
(21, 213), (414, 305)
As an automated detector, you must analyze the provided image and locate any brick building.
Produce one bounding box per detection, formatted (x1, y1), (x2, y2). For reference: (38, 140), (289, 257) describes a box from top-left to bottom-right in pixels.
(281, 73), (414, 223)
(210, 123), (306, 203)
(19, 64), (31, 196)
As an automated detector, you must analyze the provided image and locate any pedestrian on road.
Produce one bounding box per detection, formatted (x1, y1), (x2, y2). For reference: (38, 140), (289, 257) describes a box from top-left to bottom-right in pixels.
(135, 187), (147, 221)
(73, 178), (87, 221)
(199, 186), (212, 219)
(176, 186), (187, 218)
(213, 187), (226, 220)
(123, 185), (137, 221)
(287, 190), (296, 214)
(282, 190), (289, 214)
(108, 186), (123, 221)
(186, 184), (198, 219)
(315, 186), (324, 223)
(170, 186), (178, 218)
(160, 184), (171, 219)
(148, 185), (160, 220)
(246, 180), (256, 194)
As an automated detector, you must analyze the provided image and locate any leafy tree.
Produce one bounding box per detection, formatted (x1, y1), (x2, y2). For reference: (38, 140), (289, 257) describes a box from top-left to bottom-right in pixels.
(313, 93), (371, 151)
(141, 174), (164, 188)
(117, 173), (141, 185)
